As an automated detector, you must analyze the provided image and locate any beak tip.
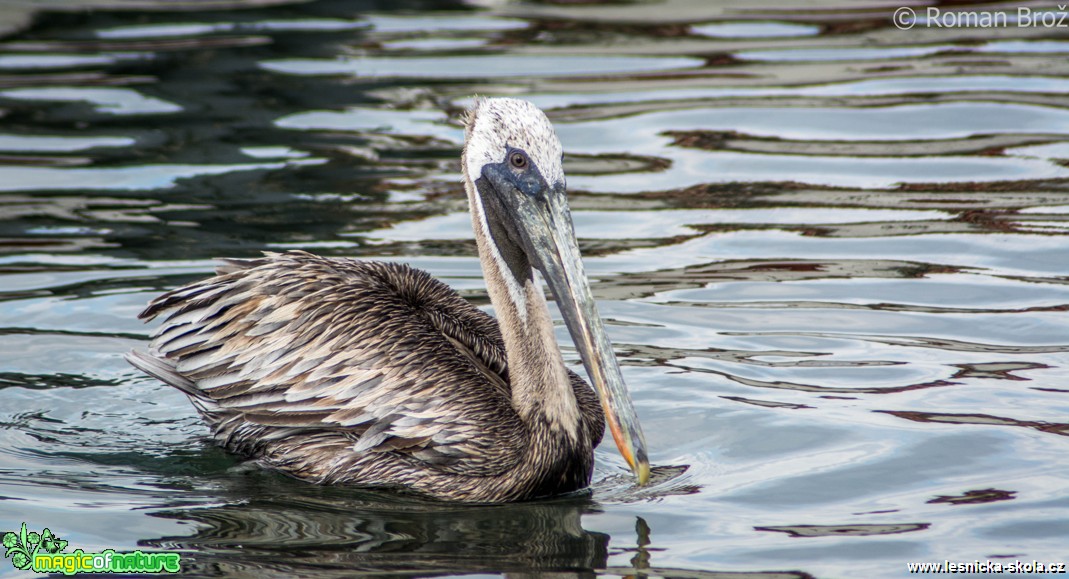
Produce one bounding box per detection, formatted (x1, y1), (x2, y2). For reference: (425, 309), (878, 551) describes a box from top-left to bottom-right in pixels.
(626, 445), (650, 486)
(636, 460), (651, 486)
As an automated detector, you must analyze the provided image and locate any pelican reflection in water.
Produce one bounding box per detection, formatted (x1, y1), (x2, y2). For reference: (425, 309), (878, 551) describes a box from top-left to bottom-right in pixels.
(127, 97), (649, 502)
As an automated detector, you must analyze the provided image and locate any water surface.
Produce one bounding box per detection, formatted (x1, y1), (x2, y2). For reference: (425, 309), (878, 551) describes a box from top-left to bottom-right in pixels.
(1, 0), (1068, 577)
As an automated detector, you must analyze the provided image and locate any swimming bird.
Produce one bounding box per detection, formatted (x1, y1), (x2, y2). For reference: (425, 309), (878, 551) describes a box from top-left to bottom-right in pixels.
(126, 97), (649, 502)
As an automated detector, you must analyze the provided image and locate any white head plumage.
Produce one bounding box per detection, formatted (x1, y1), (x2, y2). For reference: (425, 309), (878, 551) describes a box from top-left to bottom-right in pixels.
(463, 98), (565, 188)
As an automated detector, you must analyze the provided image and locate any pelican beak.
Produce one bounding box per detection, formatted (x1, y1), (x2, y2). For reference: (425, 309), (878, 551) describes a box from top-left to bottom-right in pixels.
(514, 181), (651, 486)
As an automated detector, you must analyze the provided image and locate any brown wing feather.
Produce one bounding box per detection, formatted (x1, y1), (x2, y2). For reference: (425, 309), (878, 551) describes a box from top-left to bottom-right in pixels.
(128, 250), (530, 477)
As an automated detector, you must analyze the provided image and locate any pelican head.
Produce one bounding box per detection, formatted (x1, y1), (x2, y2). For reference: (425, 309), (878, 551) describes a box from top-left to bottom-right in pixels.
(463, 97), (650, 485)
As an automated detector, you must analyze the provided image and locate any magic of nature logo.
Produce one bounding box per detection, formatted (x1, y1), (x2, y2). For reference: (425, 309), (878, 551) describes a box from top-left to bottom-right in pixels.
(3, 523), (181, 575)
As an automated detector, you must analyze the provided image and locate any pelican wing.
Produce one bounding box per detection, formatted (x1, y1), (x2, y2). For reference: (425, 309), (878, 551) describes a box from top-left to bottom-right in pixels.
(129, 251), (526, 477)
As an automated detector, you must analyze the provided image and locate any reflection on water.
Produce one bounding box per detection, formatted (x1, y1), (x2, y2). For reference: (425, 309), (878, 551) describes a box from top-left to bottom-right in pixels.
(1, 0), (1069, 576)
(147, 482), (612, 577)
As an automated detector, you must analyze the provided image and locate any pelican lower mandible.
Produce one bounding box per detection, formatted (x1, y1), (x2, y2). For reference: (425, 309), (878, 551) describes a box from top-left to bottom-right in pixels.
(126, 97), (650, 502)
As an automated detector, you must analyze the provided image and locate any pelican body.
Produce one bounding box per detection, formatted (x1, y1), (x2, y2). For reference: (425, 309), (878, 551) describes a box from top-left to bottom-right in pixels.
(127, 98), (649, 502)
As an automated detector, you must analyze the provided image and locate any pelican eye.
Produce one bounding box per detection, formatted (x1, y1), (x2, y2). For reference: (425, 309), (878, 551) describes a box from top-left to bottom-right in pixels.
(509, 151), (528, 170)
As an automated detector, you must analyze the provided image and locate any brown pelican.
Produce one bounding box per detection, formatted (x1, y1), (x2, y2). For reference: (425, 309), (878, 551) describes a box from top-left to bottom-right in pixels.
(126, 97), (650, 502)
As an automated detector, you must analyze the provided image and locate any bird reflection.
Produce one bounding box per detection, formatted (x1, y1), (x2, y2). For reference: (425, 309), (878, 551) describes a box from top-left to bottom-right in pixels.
(144, 475), (609, 577)
(138, 465), (811, 578)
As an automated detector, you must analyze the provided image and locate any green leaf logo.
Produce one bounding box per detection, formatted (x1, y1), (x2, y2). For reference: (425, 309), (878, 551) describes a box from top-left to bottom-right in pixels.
(2, 523), (67, 570)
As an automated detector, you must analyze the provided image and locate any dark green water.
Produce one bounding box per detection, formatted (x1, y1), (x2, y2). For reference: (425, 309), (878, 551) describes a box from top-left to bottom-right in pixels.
(1, 0), (1068, 576)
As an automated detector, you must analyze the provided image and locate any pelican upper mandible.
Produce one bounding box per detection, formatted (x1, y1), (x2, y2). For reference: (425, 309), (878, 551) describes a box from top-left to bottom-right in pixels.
(126, 97), (650, 502)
